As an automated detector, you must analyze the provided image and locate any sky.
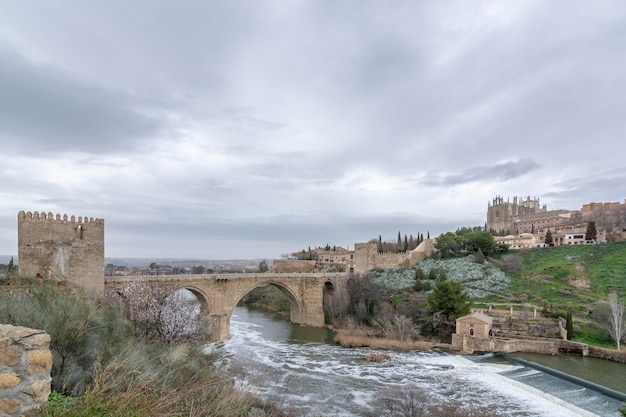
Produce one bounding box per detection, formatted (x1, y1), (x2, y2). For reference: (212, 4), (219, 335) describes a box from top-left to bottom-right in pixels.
(1, 1), (625, 260)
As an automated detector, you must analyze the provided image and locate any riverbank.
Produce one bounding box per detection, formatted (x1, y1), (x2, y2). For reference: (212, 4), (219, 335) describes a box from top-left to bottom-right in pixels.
(333, 327), (450, 351)
(333, 327), (626, 365)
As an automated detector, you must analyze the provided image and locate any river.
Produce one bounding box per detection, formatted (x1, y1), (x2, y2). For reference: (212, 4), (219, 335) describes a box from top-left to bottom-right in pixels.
(217, 307), (625, 416)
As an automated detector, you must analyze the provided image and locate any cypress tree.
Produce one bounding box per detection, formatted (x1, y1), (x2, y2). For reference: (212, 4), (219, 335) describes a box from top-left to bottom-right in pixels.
(585, 221), (597, 242)
(544, 229), (553, 246)
(566, 311), (574, 340)
(7, 257), (15, 275)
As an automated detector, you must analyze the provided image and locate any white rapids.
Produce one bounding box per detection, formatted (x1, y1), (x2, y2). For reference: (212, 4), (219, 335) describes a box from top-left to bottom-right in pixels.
(217, 307), (621, 417)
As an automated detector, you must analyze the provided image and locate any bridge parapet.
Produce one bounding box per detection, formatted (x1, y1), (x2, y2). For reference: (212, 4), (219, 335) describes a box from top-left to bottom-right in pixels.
(105, 271), (346, 283)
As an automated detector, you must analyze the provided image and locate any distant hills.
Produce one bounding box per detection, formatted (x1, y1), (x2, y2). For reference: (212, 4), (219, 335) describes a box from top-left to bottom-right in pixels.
(0, 256), (268, 269)
(105, 257), (268, 268)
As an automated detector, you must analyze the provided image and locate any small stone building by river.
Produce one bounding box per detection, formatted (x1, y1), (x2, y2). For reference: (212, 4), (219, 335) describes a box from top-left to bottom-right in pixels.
(455, 312), (493, 338)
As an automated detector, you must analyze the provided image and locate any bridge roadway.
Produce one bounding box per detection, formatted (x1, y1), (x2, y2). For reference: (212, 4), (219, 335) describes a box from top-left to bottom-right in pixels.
(105, 272), (347, 341)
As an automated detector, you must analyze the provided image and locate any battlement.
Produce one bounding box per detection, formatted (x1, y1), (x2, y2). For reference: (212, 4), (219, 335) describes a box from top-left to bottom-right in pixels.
(488, 195), (540, 207)
(18, 210), (104, 225)
(17, 210), (105, 293)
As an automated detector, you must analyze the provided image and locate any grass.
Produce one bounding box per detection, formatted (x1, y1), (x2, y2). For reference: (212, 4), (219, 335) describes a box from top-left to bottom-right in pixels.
(572, 321), (615, 348)
(481, 242), (626, 346)
(489, 242), (626, 316)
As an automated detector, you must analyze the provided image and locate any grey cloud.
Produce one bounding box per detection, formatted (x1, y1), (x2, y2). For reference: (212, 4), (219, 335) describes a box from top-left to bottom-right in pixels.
(422, 159), (542, 186)
(544, 170), (626, 207)
(104, 211), (462, 258)
(0, 48), (163, 155)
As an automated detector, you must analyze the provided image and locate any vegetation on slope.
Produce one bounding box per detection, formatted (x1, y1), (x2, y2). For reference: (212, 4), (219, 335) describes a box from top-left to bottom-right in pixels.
(492, 241), (626, 347)
(0, 280), (284, 417)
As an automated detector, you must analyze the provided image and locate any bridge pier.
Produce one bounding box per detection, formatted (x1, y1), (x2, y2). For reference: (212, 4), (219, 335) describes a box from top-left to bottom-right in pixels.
(210, 314), (231, 342)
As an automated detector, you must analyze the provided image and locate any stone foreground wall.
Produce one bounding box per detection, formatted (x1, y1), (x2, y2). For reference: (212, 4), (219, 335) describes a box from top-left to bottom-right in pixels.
(0, 325), (52, 417)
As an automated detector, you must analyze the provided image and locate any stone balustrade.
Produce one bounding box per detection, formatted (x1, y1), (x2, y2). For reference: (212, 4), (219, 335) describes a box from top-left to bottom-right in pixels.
(0, 324), (52, 417)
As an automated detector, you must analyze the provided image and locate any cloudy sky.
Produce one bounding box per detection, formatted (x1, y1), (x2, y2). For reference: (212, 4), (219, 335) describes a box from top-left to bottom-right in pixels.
(1, 1), (625, 260)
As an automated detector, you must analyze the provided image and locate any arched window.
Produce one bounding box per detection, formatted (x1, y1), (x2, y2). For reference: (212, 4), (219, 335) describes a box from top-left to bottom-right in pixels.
(469, 328), (474, 336)
(495, 210), (500, 218)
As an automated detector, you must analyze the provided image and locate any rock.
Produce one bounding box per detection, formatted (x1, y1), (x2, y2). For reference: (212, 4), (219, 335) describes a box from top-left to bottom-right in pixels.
(364, 353), (391, 362)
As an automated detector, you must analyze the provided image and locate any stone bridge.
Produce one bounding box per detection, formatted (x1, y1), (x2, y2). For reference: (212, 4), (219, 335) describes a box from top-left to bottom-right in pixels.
(105, 272), (347, 341)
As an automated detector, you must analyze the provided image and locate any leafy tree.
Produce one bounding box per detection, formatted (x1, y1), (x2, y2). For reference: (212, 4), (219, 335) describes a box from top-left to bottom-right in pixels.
(456, 226), (483, 236)
(566, 311), (574, 340)
(258, 260), (268, 273)
(544, 229), (553, 246)
(464, 231), (497, 256)
(428, 281), (470, 321)
(585, 220), (598, 242)
(434, 232), (461, 258)
(149, 262), (160, 275)
(190, 265), (205, 274)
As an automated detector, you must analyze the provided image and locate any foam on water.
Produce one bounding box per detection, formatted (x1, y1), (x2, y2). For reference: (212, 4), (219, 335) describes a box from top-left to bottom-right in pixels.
(220, 309), (621, 416)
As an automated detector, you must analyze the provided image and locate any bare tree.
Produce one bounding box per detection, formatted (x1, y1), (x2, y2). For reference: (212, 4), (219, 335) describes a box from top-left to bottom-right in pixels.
(112, 281), (210, 343)
(608, 291), (625, 351)
(375, 314), (420, 341)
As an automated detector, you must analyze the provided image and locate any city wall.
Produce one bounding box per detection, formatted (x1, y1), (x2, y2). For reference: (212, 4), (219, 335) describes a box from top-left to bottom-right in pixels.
(351, 240), (435, 274)
(17, 211), (104, 293)
(0, 325), (52, 417)
(272, 260), (316, 273)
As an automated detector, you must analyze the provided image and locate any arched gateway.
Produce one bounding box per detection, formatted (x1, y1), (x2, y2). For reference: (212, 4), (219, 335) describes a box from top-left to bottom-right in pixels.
(105, 272), (345, 341)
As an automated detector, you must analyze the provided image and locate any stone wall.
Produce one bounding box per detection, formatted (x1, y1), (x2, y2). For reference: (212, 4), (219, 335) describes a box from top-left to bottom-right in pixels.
(271, 260), (316, 273)
(17, 211), (105, 293)
(0, 324), (52, 417)
(451, 334), (588, 355)
(351, 240), (434, 274)
(588, 346), (626, 364)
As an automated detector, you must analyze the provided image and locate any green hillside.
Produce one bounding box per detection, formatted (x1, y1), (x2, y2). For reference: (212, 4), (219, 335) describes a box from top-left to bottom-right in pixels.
(482, 241), (625, 347)
(494, 241), (626, 313)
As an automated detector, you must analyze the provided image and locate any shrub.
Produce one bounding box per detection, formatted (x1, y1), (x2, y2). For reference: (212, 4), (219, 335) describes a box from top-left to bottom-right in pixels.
(41, 343), (275, 417)
(415, 258), (511, 299)
(0, 281), (133, 394)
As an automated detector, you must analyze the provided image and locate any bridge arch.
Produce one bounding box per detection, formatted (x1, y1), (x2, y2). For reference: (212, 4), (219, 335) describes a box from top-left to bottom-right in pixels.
(233, 280), (304, 324)
(170, 285), (211, 314)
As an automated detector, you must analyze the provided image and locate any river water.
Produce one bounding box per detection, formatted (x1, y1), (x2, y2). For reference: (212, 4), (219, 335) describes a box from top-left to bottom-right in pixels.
(218, 307), (625, 416)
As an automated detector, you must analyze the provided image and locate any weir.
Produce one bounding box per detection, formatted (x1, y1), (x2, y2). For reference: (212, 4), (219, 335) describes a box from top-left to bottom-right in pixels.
(502, 354), (626, 402)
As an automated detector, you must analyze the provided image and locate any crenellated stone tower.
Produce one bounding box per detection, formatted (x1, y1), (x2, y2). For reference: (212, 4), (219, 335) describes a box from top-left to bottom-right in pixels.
(17, 211), (105, 293)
